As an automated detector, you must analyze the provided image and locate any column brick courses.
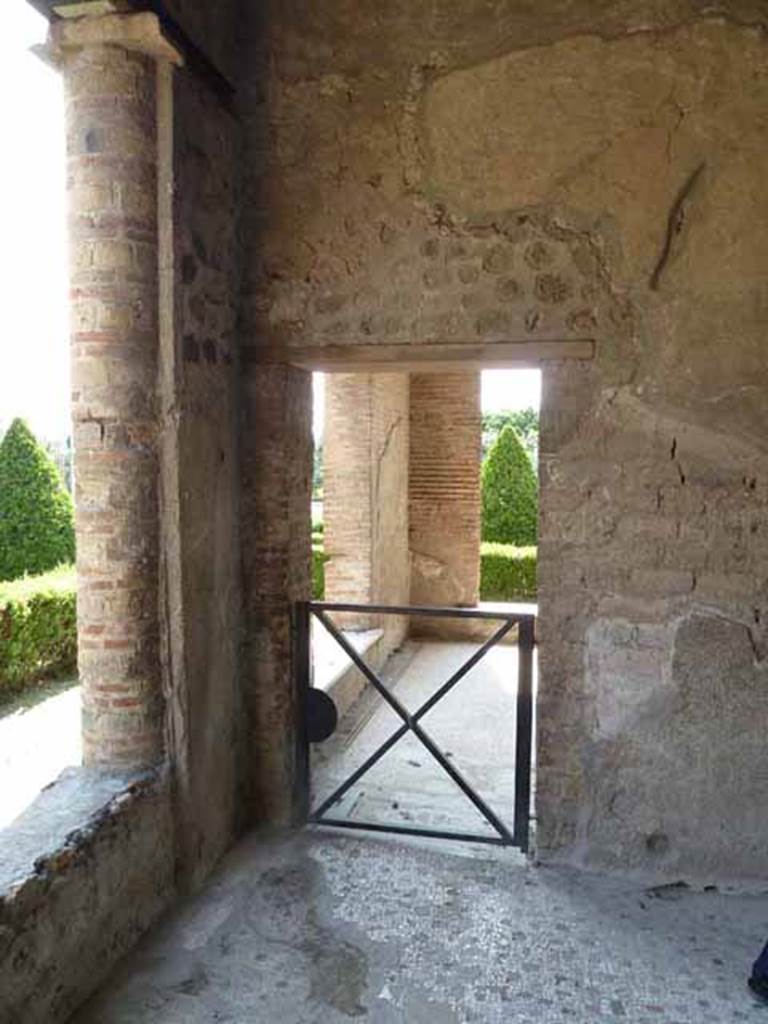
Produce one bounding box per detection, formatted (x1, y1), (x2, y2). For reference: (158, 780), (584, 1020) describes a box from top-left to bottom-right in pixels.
(51, 16), (180, 768)
(409, 373), (481, 611)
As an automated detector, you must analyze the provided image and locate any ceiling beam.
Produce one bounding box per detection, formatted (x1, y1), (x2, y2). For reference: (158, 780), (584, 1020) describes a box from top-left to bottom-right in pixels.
(248, 340), (595, 374)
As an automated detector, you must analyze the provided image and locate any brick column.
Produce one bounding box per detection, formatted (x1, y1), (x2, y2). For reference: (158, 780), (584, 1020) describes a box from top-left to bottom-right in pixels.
(324, 374), (410, 639)
(409, 373), (481, 611)
(49, 14), (181, 767)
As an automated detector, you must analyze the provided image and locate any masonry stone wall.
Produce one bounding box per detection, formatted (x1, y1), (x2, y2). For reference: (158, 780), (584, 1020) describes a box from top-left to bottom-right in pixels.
(241, 3), (768, 880)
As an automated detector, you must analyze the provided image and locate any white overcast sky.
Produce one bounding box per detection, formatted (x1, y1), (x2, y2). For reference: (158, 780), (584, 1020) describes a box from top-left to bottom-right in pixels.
(1, 3), (68, 443)
(1, 2), (538, 445)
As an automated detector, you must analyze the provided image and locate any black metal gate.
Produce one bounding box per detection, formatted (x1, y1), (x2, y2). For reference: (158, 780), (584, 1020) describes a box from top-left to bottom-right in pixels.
(295, 602), (535, 852)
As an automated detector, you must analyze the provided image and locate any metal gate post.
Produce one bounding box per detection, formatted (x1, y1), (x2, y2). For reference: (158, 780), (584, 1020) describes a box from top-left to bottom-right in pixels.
(292, 600), (311, 824)
(513, 616), (534, 852)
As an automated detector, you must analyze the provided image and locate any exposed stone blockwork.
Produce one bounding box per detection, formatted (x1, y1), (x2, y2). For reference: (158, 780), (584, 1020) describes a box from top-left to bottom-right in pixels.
(409, 373), (481, 613)
(64, 42), (163, 768)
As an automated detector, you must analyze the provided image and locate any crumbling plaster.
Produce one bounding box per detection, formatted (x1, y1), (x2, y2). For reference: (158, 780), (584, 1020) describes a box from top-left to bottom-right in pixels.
(241, 4), (768, 877)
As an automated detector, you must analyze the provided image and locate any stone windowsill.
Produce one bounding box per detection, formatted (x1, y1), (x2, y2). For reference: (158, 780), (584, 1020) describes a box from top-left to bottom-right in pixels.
(0, 764), (166, 897)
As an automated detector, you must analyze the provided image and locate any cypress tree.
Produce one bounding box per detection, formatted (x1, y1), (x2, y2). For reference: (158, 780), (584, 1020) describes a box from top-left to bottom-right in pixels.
(481, 424), (538, 545)
(0, 419), (75, 581)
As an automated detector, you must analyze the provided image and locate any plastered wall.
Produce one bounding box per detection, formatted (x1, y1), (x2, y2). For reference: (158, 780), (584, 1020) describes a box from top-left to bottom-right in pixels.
(240, 2), (768, 879)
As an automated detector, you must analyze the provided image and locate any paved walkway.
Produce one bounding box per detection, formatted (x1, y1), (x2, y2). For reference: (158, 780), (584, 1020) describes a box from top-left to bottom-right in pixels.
(72, 828), (768, 1023)
(0, 682), (81, 829)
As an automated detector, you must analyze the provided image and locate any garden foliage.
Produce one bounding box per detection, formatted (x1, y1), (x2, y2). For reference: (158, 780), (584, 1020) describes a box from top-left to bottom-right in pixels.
(479, 543), (537, 602)
(0, 419), (75, 582)
(481, 425), (538, 545)
(0, 565), (77, 696)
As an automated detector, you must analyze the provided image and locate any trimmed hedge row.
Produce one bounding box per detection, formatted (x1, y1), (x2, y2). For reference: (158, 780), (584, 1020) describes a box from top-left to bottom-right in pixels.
(0, 565), (77, 697)
(309, 543), (536, 603)
(312, 545), (328, 600)
(479, 543), (537, 602)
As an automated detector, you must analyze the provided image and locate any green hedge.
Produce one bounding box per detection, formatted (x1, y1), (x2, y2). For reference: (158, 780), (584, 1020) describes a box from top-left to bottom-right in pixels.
(480, 543), (537, 602)
(310, 543), (535, 603)
(0, 565), (77, 697)
(312, 545), (328, 600)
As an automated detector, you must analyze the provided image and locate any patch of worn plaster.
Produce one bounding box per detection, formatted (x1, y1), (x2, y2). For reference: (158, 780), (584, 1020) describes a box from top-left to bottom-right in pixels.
(421, 20), (768, 289)
(410, 551), (465, 606)
(586, 618), (680, 739)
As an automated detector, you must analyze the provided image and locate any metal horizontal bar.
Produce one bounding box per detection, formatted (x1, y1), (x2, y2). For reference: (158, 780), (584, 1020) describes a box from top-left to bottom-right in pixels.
(310, 601), (534, 623)
(311, 817), (512, 847)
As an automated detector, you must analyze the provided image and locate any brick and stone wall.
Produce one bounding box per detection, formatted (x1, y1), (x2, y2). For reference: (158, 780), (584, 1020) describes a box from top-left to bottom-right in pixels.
(240, 365), (313, 825)
(241, 4), (768, 880)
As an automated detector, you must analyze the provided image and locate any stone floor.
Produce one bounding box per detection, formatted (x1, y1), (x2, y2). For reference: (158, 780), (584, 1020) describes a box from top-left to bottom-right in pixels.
(312, 640), (528, 841)
(0, 680), (80, 829)
(72, 828), (768, 1023)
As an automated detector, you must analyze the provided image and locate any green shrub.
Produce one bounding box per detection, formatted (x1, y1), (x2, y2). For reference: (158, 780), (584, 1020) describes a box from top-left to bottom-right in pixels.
(312, 545), (328, 600)
(480, 543), (537, 602)
(0, 565), (77, 697)
(481, 424), (538, 545)
(0, 419), (76, 582)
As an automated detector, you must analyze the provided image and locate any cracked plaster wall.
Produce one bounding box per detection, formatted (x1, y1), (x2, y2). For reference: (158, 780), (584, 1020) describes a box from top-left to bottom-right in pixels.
(240, 3), (768, 878)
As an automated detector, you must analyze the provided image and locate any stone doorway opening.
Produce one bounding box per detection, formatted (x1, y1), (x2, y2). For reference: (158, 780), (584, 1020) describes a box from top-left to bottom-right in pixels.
(306, 366), (541, 850)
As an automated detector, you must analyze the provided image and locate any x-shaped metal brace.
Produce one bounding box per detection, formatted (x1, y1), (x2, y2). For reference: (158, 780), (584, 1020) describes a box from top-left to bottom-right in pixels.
(309, 609), (517, 846)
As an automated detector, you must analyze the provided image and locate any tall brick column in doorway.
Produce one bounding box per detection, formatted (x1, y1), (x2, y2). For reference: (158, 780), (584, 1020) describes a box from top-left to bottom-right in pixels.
(409, 373), (482, 612)
(49, 14), (181, 767)
(324, 373), (410, 643)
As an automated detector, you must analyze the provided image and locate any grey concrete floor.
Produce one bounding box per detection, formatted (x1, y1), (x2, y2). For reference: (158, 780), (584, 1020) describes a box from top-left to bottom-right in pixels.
(72, 828), (768, 1024)
(311, 641), (529, 842)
